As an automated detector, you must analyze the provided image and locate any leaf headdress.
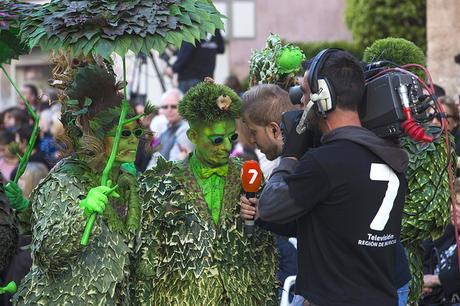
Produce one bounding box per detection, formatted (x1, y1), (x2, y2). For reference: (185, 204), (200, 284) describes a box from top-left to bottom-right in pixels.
(20, 0), (225, 59)
(179, 78), (241, 126)
(50, 52), (127, 141)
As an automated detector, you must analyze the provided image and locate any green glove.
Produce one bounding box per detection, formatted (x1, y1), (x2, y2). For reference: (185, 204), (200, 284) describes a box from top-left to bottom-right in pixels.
(0, 281), (17, 295)
(5, 182), (30, 212)
(79, 182), (120, 217)
(121, 162), (137, 176)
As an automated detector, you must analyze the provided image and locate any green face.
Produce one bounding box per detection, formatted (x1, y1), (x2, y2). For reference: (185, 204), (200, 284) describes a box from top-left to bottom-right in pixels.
(188, 120), (238, 167)
(103, 121), (143, 163)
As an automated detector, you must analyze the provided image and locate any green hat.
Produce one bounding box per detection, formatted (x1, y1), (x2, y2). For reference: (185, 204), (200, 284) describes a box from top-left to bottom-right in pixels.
(60, 64), (135, 140)
(179, 78), (241, 125)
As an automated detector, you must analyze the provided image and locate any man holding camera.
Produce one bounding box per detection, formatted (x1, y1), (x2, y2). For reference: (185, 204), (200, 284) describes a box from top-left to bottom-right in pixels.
(249, 50), (409, 305)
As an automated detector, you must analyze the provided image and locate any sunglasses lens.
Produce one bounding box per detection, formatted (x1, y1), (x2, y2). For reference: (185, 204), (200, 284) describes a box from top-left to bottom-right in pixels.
(230, 133), (239, 142)
(121, 130), (131, 137)
(213, 137), (224, 145)
(134, 129), (144, 137)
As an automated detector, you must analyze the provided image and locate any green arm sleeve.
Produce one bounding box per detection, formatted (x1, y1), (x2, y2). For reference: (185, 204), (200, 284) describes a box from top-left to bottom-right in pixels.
(31, 173), (101, 273)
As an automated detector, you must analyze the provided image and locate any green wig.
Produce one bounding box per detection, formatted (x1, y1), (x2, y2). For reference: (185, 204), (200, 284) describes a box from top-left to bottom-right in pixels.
(178, 78), (241, 126)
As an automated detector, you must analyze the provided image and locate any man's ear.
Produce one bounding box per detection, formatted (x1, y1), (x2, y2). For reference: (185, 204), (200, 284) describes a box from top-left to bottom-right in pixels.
(187, 128), (198, 145)
(268, 122), (282, 139)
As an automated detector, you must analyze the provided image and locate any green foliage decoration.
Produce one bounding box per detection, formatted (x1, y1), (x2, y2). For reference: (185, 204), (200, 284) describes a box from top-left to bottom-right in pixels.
(363, 37), (425, 66)
(179, 80), (241, 125)
(363, 37), (425, 78)
(0, 1), (35, 64)
(293, 40), (363, 62)
(401, 131), (456, 302)
(19, 0), (225, 59)
(401, 131), (455, 244)
(249, 34), (305, 90)
(345, 0), (426, 52)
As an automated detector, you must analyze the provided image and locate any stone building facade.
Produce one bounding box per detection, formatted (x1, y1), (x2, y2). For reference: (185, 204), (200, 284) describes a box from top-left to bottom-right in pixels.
(427, 0), (460, 97)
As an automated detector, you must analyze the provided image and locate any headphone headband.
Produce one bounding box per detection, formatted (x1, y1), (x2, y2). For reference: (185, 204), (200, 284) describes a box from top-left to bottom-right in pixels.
(307, 48), (342, 94)
(306, 48), (343, 117)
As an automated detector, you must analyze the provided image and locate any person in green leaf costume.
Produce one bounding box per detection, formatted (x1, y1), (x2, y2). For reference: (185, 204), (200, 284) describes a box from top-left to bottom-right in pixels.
(133, 78), (278, 306)
(249, 33), (305, 91)
(363, 37), (457, 303)
(12, 57), (145, 306)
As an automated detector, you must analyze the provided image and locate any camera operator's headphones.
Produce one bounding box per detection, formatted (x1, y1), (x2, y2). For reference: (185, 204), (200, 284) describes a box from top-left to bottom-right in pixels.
(307, 48), (342, 118)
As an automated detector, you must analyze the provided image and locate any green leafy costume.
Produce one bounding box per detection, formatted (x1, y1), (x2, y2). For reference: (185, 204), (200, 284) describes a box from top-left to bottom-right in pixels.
(13, 158), (139, 305)
(134, 80), (278, 305)
(12, 60), (142, 305)
(0, 177), (19, 297)
(0, 177), (18, 277)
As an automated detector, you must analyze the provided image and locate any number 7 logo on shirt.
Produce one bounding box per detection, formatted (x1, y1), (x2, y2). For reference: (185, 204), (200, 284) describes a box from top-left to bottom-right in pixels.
(369, 163), (400, 231)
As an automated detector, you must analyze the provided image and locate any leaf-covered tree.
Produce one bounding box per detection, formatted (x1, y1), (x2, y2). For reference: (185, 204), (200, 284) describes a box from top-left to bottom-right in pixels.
(345, 0), (426, 52)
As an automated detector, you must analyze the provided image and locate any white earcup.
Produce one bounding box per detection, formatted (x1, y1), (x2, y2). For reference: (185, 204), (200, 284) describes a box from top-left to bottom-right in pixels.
(309, 79), (332, 113)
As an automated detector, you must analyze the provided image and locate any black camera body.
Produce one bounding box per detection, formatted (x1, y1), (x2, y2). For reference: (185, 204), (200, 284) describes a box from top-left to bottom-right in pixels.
(359, 71), (426, 139)
(286, 66), (430, 141)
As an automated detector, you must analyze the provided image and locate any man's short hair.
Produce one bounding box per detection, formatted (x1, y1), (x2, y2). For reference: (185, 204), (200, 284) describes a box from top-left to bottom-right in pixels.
(161, 88), (183, 103)
(319, 51), (365, 111)
(242, 84), (296, 126)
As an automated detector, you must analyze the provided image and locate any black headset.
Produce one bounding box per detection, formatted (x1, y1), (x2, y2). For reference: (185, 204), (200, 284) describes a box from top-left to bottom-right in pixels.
(307, 48), (342, 117)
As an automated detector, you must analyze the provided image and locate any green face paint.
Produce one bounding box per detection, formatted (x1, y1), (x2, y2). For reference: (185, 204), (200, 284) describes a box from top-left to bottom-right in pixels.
(103, 121), (141, 163)
(190, 120), (238, 168)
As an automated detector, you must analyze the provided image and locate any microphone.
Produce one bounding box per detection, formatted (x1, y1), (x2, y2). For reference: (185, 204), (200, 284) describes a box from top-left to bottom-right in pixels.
(241, 160), (263, 236)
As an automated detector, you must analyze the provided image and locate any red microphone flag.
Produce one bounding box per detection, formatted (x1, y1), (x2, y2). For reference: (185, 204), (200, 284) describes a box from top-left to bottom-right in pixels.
(241, 160), (263, 193)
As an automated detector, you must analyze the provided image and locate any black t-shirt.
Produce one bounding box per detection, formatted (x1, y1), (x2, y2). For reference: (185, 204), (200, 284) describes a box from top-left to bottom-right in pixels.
(285, 139), (407, 306)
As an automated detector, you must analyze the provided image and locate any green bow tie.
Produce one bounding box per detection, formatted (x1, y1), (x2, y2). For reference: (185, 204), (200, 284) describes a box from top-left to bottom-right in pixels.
(199, 165), (228, 179)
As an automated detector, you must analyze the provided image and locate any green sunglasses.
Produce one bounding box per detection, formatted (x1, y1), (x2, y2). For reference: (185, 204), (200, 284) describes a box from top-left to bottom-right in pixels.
(208, 133), (239, 146)
(108, 128), (144, 138)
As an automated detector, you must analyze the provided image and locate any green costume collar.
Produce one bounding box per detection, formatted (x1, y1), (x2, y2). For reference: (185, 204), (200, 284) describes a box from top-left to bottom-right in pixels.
(189, 153), (228, 179)
(189, 153), (228, 225)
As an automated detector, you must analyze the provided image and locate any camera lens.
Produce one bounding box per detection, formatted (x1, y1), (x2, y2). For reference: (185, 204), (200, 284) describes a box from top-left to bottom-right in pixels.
(289, 85), (304, 105)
